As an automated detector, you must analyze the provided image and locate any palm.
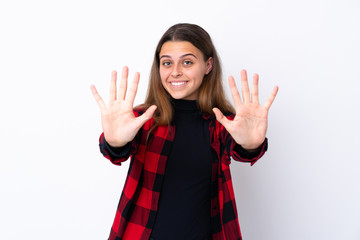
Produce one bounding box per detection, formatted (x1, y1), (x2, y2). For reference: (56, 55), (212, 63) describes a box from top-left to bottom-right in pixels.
(213, 70), (278, 150)
(99, 98), (138, 146)
(91, 67), (157, 147)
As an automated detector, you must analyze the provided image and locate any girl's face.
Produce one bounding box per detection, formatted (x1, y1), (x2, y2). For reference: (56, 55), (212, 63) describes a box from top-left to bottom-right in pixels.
(159, 41), (213, 100)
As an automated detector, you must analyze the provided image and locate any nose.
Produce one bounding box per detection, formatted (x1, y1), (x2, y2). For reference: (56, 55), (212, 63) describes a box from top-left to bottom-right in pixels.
(171, 64), (183, 78)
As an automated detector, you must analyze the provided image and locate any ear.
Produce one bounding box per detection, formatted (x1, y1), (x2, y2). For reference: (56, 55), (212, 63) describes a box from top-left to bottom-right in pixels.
(205, 57), (213, 75)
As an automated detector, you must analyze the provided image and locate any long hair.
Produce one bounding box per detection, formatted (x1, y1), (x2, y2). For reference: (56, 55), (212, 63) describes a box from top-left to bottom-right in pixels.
(138, 23), (234, 127)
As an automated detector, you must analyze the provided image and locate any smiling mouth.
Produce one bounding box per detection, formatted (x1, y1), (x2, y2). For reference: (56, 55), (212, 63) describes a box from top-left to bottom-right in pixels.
(170, 81), (188, 86)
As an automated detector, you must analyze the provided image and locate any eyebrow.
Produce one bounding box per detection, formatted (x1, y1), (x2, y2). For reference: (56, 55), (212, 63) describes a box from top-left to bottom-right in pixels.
(159, 53), (198, 60)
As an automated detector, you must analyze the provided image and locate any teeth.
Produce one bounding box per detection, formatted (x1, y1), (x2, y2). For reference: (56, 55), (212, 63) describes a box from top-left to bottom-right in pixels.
(171, 82), (186, 86)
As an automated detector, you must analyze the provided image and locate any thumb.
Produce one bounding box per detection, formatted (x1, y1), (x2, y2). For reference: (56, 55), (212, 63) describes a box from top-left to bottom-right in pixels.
(212, 108), (231, 128)
(136, 105), (157, 126)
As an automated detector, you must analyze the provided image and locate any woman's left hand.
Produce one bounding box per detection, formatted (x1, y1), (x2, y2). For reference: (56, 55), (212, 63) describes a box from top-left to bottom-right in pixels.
(213, 70), (279, 150)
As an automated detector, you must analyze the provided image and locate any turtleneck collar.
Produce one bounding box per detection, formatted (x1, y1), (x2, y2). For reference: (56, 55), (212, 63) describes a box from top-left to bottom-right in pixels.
(171, 98), (199, 113)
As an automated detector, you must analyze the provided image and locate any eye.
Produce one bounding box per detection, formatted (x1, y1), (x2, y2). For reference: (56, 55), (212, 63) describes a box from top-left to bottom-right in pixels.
(162, 61), (171, 66)
(184, 60), (193, 66)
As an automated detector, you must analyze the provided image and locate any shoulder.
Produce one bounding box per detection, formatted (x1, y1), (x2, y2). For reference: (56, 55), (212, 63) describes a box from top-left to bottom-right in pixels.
(132, 107), (156, 128)
(201, 112), (235, 123)
(133, 108), (145, 117)
(224, 112), (235, 120)
(201, 111), (234, 120)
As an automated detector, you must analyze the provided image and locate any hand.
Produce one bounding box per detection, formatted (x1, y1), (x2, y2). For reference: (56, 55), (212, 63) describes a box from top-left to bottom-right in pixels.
(213, 69), (278, 150)
(90, 66), (157, 147)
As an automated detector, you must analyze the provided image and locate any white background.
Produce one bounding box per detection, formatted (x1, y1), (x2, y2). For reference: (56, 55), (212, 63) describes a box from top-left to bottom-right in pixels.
(1, 0), (359, 239)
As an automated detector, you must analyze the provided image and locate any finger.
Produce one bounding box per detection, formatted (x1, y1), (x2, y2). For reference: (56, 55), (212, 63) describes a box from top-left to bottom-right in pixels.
(252, 73), (259, 105)
(136, 105), (157, 127)
(241, 69), (251, 104)
(126, 72), (140, 104)
(264, 86), (279, 110)
(90, 85), (105, 110)
(118, 66), (128, 100)
(228, 76), (242, 107)
(212, 107), (232, 129)
(109, 71), (117, 102)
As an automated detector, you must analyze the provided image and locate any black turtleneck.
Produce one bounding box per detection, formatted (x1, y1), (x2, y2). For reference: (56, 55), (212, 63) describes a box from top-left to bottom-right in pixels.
(150, 99), (213, 240)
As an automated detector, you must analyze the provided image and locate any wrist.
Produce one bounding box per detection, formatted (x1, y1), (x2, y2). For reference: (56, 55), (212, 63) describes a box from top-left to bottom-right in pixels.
(240, 139), (266, 152)
(242, 145), (262, 152)
(107, 141), (128, 148)
(104, 136), (128, 148)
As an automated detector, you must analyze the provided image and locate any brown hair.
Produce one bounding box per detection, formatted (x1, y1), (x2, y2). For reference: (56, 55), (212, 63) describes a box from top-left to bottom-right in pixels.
(138, 23), (234, 127)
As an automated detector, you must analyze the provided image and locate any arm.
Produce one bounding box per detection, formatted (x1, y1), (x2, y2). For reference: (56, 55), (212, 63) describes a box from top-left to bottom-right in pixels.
(219, 115), (268, 166)
(230, 137), (268, 166)
(91, 67), (155, 165)
(98, 109), (145, 165)
(90, 66), (157, 148)
(213, 69), (278, 151)
(99, 133), (132, 165)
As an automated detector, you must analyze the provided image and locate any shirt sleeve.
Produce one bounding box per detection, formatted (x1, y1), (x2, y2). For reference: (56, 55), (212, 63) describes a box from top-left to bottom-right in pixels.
(99, 133), (133, 165)
(230, 138), (268, 166)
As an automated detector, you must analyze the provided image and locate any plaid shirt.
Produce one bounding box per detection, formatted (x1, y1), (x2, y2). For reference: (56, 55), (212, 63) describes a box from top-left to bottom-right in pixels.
(99, 111), (268, 240)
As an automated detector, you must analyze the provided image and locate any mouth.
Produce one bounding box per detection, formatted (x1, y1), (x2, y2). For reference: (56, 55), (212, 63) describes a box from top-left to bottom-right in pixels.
(170, 81), (188, 87)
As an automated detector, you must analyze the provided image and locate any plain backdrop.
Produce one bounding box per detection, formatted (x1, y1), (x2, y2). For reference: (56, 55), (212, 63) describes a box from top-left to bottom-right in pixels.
(1, 0), (359, 239)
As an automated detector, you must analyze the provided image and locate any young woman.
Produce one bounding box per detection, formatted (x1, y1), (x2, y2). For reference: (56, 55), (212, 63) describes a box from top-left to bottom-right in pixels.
(91, 23), (278, 240)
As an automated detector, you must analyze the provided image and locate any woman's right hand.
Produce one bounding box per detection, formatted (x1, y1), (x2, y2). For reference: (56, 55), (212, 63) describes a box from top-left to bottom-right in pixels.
(90, 66), (157, 147)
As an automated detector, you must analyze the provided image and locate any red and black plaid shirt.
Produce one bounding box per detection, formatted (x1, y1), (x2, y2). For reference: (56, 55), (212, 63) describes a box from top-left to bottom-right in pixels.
(99, 111), (268, 240)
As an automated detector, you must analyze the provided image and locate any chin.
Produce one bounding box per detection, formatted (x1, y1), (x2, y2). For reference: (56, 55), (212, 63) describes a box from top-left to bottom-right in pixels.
(167, 90), (197, 100)
(167, 91), (184, 100)
(170, 95), (184, 99)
